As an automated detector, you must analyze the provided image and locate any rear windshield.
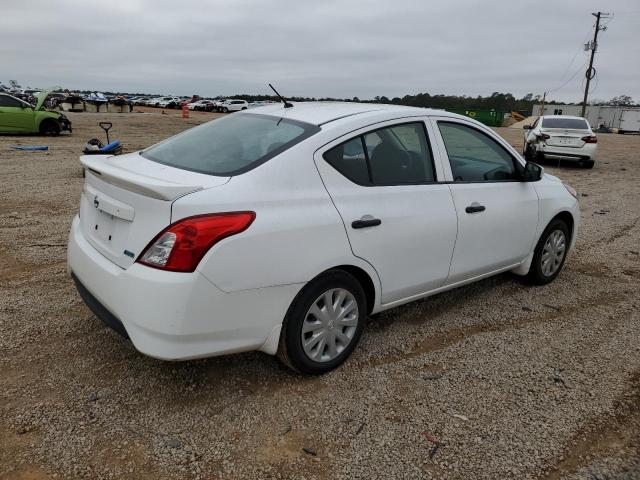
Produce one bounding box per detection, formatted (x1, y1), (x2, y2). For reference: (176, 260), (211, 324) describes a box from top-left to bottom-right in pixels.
(542, 117), (589, 129)
(141, 113), (319, 176)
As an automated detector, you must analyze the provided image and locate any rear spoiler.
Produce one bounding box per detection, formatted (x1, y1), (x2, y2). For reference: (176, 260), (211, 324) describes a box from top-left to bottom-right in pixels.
(80, 155), (203, 201)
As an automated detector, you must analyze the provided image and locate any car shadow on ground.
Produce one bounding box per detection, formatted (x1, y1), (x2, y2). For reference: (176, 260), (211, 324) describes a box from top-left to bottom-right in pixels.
(83, 270), (526, 400)
(536, 157), (593, 170)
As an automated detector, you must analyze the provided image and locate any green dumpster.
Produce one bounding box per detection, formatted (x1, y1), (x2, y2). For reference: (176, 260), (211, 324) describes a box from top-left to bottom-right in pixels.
(448, 109), (507, 127)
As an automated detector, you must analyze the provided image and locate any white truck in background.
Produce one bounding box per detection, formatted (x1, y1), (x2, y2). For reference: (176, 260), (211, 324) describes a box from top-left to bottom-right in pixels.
(618, 109), (640, 134)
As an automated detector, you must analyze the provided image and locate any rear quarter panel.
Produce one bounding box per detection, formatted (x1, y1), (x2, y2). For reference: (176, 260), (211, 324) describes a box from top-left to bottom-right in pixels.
(171, 139), (381, 296)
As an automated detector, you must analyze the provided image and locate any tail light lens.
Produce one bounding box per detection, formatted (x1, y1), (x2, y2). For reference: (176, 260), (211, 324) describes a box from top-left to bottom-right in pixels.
(137, 212), (255, 272)
(581, 135), (597, 143)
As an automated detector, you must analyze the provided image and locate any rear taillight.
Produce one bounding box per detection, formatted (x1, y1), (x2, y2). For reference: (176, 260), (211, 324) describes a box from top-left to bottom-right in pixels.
(137, 212), (255, 272)
(581, 135), (597, 143)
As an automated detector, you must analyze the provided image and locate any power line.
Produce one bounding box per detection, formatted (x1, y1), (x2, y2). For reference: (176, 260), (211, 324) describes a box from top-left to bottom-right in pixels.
(548, 59), (590, 94)
(556, 27), (595, 84)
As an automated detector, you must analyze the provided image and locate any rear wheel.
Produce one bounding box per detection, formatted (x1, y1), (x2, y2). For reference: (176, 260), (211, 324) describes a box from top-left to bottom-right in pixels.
(39, 119), (60, 136)
(277, 270), (366, 375)
(526, 218), (570, 285)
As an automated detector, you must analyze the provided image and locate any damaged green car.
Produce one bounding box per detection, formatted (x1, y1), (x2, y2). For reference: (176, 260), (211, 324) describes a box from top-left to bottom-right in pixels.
(0, 87), (72, 135)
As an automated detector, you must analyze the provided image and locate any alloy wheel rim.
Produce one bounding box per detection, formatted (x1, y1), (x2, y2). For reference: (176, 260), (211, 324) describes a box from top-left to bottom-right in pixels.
(541, 229), (566, 276)
(301, 288), (359, 363)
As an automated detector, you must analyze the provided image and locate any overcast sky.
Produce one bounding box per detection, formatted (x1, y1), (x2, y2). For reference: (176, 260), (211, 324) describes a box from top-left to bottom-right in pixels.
(2, 0), (639, 102)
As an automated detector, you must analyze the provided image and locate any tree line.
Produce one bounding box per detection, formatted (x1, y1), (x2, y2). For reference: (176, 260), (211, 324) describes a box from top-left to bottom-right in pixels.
(225, 92), (637, 113)
(53, 87), (638, 112)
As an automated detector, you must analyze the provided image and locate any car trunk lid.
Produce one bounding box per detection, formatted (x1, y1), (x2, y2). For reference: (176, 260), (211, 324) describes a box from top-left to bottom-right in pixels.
(79, 152), (230, 269)
(542, 128), (589, 148)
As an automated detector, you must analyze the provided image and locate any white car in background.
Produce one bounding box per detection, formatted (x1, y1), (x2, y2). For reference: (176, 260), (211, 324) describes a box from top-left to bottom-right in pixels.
(219, 99), (248, 112)
(212, 98), (227, 110)
(68, 103), (580, 374)
(188, 100), (214, 111)
(142, 97), (165, 106)
(523, 115), (597, 168)
(156, 97), (181, 108)
(187, 100), (204, 110)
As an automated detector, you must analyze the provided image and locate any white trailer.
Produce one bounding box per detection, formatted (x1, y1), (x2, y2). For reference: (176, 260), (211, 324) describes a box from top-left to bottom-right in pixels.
(618, 109), (640, 134)
(532, 104), (640, 132)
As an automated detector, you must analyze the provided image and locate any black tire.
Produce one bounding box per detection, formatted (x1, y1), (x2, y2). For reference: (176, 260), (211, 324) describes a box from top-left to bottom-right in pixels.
(39, 119), (60, 136)
(277, 270), (367, 375)
(583, 160), (595, 169)
(241, 107), (247, 110)
(524, 143), (544, 162)
(222, 107), (229, 113)
(525, 218), (570, 285)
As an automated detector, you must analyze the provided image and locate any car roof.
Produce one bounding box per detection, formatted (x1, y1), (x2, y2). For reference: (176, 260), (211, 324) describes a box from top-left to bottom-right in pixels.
(246, 101), (442, 126)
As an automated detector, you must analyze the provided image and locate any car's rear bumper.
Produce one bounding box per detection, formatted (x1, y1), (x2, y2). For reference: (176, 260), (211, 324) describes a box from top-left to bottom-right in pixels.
(539, 143), (596, 160)
(67, 215), (302, 360)
(72, 273), (129, 339)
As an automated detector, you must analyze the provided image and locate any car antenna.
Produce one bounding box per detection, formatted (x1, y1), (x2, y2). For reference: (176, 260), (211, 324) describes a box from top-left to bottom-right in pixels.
(269, 83), (293, 108)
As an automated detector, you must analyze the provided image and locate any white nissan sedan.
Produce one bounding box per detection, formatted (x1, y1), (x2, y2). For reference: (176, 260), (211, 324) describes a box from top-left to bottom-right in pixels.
(68, 102), (580, 374)
(523, 115), (597, 168)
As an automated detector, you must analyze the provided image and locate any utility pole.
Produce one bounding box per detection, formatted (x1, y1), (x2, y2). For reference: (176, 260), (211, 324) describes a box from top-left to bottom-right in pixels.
(581, 11), (610, 117)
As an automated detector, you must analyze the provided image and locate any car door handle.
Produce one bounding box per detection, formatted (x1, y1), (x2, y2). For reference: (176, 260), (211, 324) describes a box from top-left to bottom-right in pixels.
(465, 203), (486, 214)
(351, 218), (382, 229)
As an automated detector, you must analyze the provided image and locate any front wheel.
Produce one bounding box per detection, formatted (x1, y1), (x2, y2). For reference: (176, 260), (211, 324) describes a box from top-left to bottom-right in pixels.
(277, 270), (366, 374)
(524, 143), (540, 162)
(222, 107), (229, 113)
(39, 119), (61, 136)
(526, 218), (570, 285)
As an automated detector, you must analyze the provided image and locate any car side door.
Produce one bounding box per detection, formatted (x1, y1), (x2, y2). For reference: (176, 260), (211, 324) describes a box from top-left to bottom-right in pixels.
(0, 95), (35, 132)
(314, 118), (458, 305)
(429, 116), (539, 284)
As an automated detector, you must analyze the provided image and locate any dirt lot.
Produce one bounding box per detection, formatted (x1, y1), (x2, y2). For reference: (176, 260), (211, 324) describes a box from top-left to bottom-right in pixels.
(1, 111), (639, 480)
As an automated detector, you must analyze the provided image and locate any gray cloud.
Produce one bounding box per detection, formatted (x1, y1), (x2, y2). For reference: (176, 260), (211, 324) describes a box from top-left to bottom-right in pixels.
(1, 0), (638, 102)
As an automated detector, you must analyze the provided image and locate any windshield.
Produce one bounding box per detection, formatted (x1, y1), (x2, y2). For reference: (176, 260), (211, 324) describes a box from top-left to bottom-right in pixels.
(542, 117), (589, 129)
(141, 113), (320, 176)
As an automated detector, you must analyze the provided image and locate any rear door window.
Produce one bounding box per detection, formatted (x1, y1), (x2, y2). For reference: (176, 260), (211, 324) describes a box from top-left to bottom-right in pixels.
(324, 122), (436, 185)
(324, 137), (370, 185)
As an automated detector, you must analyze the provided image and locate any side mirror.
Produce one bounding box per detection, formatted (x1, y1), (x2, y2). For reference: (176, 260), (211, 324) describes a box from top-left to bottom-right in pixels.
(522, 125), (532, 130)
(523, 161), (543, 182)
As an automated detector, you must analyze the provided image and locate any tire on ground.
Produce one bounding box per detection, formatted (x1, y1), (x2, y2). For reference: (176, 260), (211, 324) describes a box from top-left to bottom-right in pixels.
(277, 269), (366, 375)
(39, 119), (61, 136)
(525, 217), (570, 285)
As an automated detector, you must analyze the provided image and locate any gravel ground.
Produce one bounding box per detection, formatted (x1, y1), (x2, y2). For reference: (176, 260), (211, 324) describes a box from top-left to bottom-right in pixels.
(1, 111), (639, 480)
